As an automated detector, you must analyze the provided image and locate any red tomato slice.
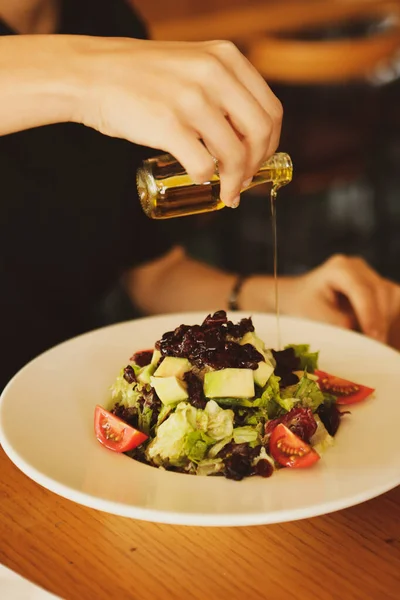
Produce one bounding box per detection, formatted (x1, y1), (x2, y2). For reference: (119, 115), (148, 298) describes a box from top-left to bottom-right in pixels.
(315, 370), (374, 405)
(94, 405), (148, 452)
(270, 424), (320, 468)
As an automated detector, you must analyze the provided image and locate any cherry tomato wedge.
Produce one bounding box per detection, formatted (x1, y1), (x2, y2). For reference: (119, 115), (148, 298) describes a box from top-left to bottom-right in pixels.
(314, 370), (374, 405)
(94, 405), (148, 452)
(270, 424), (320, 468)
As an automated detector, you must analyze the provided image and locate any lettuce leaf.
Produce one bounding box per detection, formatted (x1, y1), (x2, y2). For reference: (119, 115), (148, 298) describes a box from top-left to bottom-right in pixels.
(240, 409), (269, 426)
(285, 344), (319, 373)
(138, 405), (153, 435)
(156, 405), (173, 428)
(295, 375), (324, 412)
(146, 402), (197, 466)
(310, 415), (334, 455)
(196, 458), (224, 477)
(262, 374), (298, 414)
(184, 430), (214, 463)
(242, 411), (259, 426)
(252, 446), (276, 470)
(204, 400), (234, 441)
(233, 426), (260, 444)
(207, 435), (232, 458)
(210, 397), (258, 408)
(233, 427), (258, 444)
(146, 401), (234, 467)
(110, 366), (141, 408)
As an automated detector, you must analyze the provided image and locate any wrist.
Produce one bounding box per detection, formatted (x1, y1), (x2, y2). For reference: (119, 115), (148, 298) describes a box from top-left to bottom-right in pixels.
(237, 275), (275, 313)
(238, 274), (298, 314)
(8, 34), (90, 126)
(42, 35), (97, 125)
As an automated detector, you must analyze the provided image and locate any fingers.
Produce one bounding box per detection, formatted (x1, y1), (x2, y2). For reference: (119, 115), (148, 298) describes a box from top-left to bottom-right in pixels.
(375, 278), (400, 336)
(190, 41), (282, 197)
(164, 123), (216, 185)
(208, 40), (283, 159)
(169, 54), (277, 205)
(218, 83), (274, 184)
(319, 255), (388, 341)
(312, 302), (356, 331)
(281, 256), (400, 343)
(278, 275), (357, 330)
(92, 38), (283, 205)
(388, 308), (400, 350)
(175, 83), (247, 206)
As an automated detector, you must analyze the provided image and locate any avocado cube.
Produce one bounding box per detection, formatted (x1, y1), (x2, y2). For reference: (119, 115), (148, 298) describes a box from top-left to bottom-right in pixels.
(154, 356), (192, 379)
(150, 375), (189, 405)
(203, 368), (255, 399)
(137, 363), (156, 385)
(151, 349), (162, 365)
(240, 331), (266, 358)
(253, 361), (274, 388)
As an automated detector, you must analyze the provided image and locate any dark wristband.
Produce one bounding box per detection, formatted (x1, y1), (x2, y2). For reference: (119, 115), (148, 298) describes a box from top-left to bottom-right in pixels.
(228, 275), (247, 311)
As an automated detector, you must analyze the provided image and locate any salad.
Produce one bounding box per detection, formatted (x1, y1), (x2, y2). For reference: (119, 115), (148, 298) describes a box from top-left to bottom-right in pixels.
(94, 311), (374, 481)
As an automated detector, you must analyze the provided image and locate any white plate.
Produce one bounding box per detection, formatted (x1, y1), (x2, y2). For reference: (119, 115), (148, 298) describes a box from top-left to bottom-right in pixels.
(1, 312), (399, 527)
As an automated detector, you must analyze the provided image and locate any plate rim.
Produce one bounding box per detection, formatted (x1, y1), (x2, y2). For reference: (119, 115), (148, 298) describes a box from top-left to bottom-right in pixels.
(2, 430), (400, 527)
(1, 311), (400, 527)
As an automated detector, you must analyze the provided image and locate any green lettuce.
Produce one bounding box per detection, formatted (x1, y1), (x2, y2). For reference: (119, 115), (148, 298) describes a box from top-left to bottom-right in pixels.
(238, 408), (269, 426)
(310, 415), (334, 455)
(146, 402), (196, 466)
(274, 374), (324, 413)
(207, 436), (232, 458)
(210, 397), (257, 408)
(295, 375), (324, 412)
(204, 400), (234, 441)
(232, 426), (260, 445)
(262, 374), (297, 414)
(275, 385), (298, 412)
(196, 458), (224, 477)
(253, 446), (276, 471)
(242, 411), (260, 426)
(184, 430), (214, 463)
(156, 405), (173, 428)
(138, 405), (153, 435)
(211, 394), (282, 417)
(286, 344), (319, 373)
(110, 365), (141, 408)
(146, 401), (235, 467)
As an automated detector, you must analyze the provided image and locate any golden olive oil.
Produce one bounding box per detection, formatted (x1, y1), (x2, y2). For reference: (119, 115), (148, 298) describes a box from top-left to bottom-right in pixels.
(136, 152), (292, 219)
(270, 186), (281, 349)
(137, 151), (293, 349)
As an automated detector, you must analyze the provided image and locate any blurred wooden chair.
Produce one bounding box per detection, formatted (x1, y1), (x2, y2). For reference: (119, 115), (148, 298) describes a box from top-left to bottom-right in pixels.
(152, 0), (400, 82)
(152, 0), (400, 194)
(245, 1), (400, 84)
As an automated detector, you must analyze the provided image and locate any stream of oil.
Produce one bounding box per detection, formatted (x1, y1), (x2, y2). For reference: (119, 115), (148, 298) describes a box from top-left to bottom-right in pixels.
(271, 185), (281, 350)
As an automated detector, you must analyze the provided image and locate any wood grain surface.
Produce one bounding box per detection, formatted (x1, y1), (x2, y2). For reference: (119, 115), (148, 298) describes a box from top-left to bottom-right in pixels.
(1, 447), (399, 600)
(1, 3), (400, 598)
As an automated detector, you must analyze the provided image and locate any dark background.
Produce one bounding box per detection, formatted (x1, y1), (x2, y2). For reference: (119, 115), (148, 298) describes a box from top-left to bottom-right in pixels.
(103, 3), (400, 321)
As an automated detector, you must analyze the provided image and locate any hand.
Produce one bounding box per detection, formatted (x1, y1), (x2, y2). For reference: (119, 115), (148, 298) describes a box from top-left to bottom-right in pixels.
(388, 312), (400, 350)
(278, 255), (400, 343)
(75, 38), (282, 207)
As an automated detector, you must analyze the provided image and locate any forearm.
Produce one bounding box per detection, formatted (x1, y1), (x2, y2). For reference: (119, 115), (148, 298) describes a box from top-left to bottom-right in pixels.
(0, 34), (85, 135)
(124, 246), (277, 314)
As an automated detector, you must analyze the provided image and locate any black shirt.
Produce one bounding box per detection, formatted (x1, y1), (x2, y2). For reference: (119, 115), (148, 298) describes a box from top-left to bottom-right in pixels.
(0, 0), (171, 389)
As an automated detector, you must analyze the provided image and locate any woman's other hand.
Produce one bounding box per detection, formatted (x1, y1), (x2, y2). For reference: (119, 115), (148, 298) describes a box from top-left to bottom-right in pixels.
(276, 255), (400, 343)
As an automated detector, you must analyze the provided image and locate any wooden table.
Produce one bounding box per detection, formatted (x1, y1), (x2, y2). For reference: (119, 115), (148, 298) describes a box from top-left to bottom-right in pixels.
(1, 447), (400, 600)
